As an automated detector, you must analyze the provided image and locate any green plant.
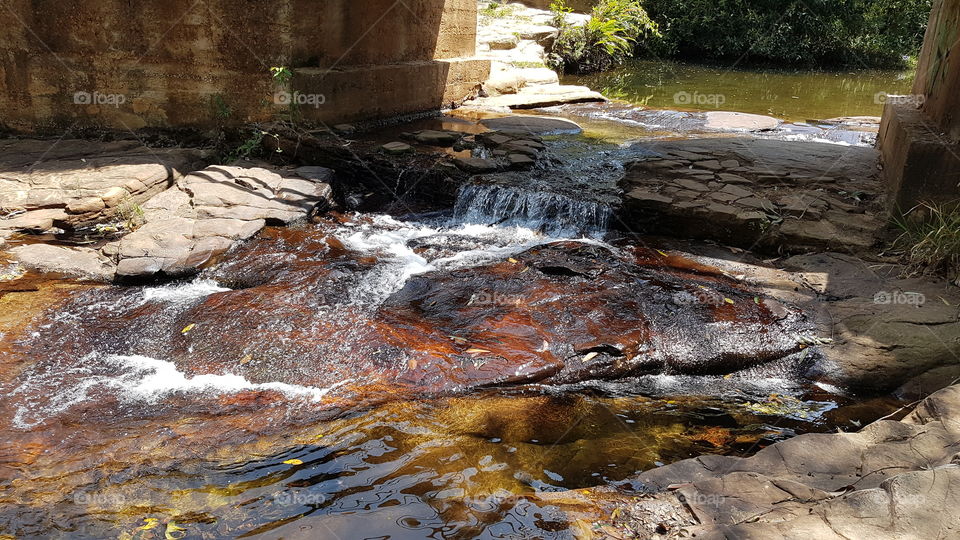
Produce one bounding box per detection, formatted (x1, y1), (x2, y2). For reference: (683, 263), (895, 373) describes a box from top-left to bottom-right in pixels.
(893, 202), (960, 282)
(270, 66), (293, 87)
(210, 94), (232, 121)
(480, 2), (518, 20)
(547, 0), (662, 74)
(116, 198), (146, 231)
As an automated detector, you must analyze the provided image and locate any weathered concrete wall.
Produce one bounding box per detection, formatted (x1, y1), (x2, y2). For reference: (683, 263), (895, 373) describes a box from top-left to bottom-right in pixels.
(878, 0), (960, 212)
(0, 0), (489, 131)
(912, 0), (960, 140)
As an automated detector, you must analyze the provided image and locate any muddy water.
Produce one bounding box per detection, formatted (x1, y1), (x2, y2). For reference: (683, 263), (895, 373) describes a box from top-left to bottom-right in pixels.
(563, 59), (914, 122)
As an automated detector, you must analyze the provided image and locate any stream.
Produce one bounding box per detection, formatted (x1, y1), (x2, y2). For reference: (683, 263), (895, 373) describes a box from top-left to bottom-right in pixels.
(0, 173), (901, 538)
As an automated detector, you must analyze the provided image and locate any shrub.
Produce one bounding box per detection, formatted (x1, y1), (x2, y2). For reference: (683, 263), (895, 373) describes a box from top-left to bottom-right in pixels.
(548, 0), (662, 74)
(642, 0), (931, 68)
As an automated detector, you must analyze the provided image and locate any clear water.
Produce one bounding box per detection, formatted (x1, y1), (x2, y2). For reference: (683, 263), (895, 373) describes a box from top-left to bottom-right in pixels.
(563, 59), (915, 122)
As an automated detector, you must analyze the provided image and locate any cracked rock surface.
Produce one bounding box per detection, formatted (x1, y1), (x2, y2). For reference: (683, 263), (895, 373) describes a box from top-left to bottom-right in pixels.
(568, 384), (960, 539)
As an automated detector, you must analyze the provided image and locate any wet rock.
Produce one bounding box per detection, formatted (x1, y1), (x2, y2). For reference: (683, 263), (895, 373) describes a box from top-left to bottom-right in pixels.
(508, 154), (536, 170)
(466, 84), (606, 109)
(453, 157), (499, 173)
(381, 141), (414, 155)
(10, 244), (116, 281)
(597, 384), (960, 538)
(479, 115), (582, 135)
(413, 130), (462, 146)
(704, 111), (781, 131)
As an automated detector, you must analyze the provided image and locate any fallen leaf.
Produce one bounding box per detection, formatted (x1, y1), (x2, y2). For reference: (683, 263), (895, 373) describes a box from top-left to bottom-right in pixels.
(656, 249), (668, 256)
(136, 518), (160, 531)
(165, 522), (187, 540)
(520, 267), (530, 273)
(283, 458), (303, 465)
(466, 348), (491, 354)
(724, 298), (735, 304)
(181, 324), (195, 334)
(508, 257), (519, 263)
(582, 351), (599, 362)
(239, 354), (252, 365)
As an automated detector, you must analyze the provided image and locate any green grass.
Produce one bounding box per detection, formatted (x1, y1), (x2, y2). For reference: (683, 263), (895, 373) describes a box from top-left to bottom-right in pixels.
(893, 202), (960, 282)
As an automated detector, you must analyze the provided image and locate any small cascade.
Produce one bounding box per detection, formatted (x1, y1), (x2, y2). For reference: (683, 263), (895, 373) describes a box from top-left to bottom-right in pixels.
(451, 183), (613, 238)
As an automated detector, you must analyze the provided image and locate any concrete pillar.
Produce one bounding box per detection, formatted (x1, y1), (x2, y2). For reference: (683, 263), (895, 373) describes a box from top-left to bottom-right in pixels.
(878, 0), (960, 213)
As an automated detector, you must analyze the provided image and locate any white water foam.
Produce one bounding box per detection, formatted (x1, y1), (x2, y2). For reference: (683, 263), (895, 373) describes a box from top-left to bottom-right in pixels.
(11, 354), (349, 429)
(339, 215), (548, 305)
(141, 278), (231, 304)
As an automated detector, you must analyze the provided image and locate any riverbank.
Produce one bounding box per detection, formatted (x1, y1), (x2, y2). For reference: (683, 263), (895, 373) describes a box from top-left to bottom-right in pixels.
(2, 106), (958, 537)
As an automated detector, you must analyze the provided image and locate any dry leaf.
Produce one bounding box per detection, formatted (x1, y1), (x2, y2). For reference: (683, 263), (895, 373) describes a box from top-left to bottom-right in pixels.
(466, 348), (491, 354)
(181, 324), (195, 334)
(582, 351), (599, 362)
(283, 458), (303, 465)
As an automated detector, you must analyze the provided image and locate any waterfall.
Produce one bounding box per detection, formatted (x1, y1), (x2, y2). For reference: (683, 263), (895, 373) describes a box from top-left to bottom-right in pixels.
(451, 183), (612, 238)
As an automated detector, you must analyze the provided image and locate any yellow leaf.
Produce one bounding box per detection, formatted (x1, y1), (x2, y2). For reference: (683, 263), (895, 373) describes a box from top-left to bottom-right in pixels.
(449, 335), (468, 344)
(508, 258), (519, 263)
(181, 324), (195, 334)
(582, 352), (599, 362)
(723, 373), (733, 379)
(520, 267), (530, 273)
(165, 522), (186, 540)
(136, 518), (160, 531)
(283, 458), (303, 465)
(724, 298), (735, 304)
(239, 354), (252, 365)
(656, 249), (668, 256)
(466, 348), (491, 354)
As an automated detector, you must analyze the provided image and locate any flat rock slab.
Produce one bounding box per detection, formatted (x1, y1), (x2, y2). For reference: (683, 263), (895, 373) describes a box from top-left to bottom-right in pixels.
(102, 165), (334, 278)
(618, 138), (884, 254)
(10, 244), (115, 281)
(0, 139), (207, 231)
(480, 115), (582, 134)
(704, 111), (781, 131)
(585, 384), (960, 538)
(469, 84), (606, 109)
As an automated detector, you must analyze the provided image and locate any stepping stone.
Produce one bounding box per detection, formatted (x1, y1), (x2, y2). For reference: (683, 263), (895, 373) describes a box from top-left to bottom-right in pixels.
(508, 154), (536, 169)
(720, 184), (754, 198)
(720, 159), (741, 168)
(381, 142), (414, 155)
(413, 130), (461, 146)
(480, 115), (581, 135)
(674, 179), (710, 192)
(698, 160), (723, 170)
(627, 189), (673, 206)
(717, 173), (751, 185)
(737, 197), (775, 211)
(453, 157), (499, 173)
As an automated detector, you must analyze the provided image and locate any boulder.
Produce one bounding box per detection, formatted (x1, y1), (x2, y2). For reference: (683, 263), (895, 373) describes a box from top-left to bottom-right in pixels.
(453, 157), (500, 173)
(480, 115), (582, 134)
(105, 165), (335, 278)
(10, 244), (115, 281)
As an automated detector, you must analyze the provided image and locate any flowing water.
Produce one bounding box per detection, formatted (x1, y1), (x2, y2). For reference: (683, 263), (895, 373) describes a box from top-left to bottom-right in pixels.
(0, 141), (902, 538)
(563, 59), (914, 122)
(0, 53), (920, 535)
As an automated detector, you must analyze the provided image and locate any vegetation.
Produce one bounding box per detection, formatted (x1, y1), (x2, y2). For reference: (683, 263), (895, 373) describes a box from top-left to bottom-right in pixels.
(546, 0), (930, 73)
(893, 202), (960, 283)
(548, 0), (662, 74)
(642, 0), (931, 68)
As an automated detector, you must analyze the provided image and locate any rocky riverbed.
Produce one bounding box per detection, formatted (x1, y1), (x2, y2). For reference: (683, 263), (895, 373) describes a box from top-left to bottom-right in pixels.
(1, 112), (959, 538)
